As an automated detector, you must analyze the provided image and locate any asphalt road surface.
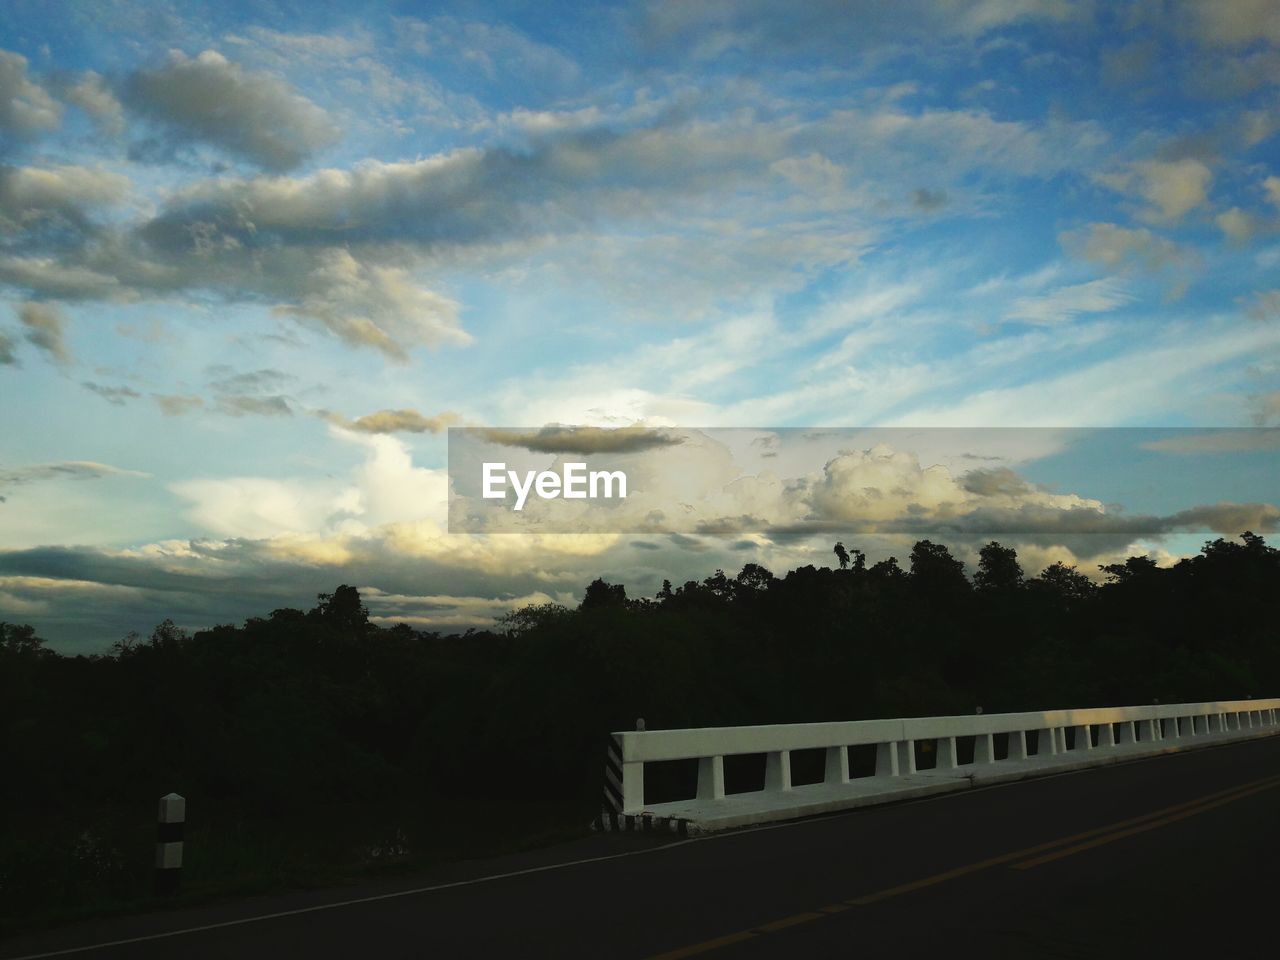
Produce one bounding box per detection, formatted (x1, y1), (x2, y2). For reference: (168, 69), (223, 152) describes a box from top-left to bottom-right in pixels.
(5, 735), (1279, 959)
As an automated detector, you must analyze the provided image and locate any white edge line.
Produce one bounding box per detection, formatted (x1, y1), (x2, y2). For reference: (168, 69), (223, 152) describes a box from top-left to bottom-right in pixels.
(3, 838), (711, 959)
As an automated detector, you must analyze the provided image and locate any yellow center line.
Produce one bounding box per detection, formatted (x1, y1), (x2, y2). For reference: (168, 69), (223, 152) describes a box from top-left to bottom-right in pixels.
(1013, 776), (1280, 869)
(756, 912), (824, 933)
(848, 771), (1280, 905)
(640, 772), (1280, 960)
(645, 930), (756, 960)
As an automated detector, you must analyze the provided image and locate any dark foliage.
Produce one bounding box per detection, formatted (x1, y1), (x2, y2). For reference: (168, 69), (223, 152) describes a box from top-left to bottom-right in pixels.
(2, 536), (1278, 924)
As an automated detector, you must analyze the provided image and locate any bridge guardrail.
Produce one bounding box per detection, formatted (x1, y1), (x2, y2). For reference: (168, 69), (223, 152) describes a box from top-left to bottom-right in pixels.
(598, 698), (1280, 833)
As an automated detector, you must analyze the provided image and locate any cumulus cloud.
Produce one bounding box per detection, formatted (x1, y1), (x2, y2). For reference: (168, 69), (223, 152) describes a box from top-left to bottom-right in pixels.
(170, 431), (446, 540)
(1003, 278), (1132, 326)
(16, 301), (71, 365)
(0, 50), (61, 134)
(328, 408), (461, 434)
(453, 432), (1280, 540)
(125, 50), (340, 170)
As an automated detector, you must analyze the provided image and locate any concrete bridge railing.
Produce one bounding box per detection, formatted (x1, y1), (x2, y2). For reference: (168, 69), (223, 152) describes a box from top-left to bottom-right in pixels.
(599, 698), (1280, 833)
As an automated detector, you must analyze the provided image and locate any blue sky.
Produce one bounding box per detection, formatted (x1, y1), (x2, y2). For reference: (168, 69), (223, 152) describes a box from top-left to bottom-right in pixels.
(2, 0), (1279, 649)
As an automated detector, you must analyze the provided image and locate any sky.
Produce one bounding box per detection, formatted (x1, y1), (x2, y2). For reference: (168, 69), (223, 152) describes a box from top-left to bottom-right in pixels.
(1, 0), (1279, 650)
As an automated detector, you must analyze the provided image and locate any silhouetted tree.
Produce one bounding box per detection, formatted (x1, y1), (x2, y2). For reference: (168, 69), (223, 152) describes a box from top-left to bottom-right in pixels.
(312, 585), (369, 633)
(909, 540), (968, 596)
(834, 542), (850, 570)
(1030, 561), (1096, 603)
(974, 541), (1023, 592)
(581, 578), (626, 609)
(1100, 555), (1160, 584)
(0, 621), (48, 658)
(735, 563), (775, 593)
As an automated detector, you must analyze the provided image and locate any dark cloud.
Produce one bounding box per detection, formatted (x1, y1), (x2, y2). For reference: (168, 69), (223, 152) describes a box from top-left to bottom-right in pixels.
(82, 381), (142, 405)
(911, 187), (948, 210)
(153, 394), (204, 416)
(0, 329), (16, 365)
(207, 366), (294, 394)
(720, 501), (1280, 538)
(0, 460), (148, 492)
(959, 466), (1037, 497)
(477, 425), (684, 455)
(1141, 430), (1280, 454)
(206, 366), (295, 417)
(216, 395), (293, 417)
(0, 50), (61, 135)
(15, 301), (71, 364)
(124, 50), (340, 171)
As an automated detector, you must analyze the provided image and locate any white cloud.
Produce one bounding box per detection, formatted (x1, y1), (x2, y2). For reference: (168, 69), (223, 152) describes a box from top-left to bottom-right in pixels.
(1004, 278), (1132, 326)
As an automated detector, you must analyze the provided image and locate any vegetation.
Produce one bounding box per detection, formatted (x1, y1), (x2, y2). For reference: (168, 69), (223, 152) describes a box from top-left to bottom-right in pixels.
(2, 533), (1278, 931)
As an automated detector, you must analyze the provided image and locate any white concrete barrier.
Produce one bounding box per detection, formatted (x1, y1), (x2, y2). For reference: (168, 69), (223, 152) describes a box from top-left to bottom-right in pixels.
(597, 698), (1280, 833)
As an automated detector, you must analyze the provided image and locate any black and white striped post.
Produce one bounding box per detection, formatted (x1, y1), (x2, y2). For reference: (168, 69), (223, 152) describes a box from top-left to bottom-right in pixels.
(600, 735), (625, 830)
(155, 792), (185, 896)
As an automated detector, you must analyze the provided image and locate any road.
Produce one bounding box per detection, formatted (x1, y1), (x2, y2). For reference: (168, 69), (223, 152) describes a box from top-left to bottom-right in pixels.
(4, 735), (1279, 959)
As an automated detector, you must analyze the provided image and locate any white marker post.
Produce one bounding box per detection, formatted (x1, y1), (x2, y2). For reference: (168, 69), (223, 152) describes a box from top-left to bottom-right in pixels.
(155, 792), (185, 896)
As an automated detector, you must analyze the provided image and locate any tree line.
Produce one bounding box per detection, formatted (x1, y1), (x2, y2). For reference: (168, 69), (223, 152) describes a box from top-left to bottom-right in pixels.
(2, 534), (1277, 924)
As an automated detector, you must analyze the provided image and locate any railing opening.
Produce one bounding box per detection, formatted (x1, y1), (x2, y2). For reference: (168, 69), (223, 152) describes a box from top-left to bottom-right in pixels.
(644, 758), (698, 805)
(724, 753), (766, 794)
(956, 735), (977, 765)
(994, 732), (1011, 760)
(790, 747), (826, 786)
(914, 739), (937, 770)
(848, 743), (879, 779)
